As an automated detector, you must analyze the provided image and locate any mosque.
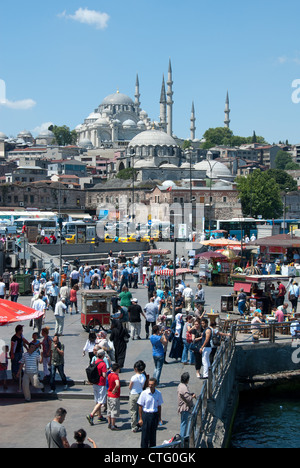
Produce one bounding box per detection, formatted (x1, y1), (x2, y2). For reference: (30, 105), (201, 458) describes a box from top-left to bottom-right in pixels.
(75, 60), (232, 182)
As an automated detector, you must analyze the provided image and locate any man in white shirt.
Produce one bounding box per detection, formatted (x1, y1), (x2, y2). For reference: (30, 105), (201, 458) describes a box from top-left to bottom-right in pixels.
(16, 343), (44, 401)
(137, 378), (163, 448)
(0, 277), (6, 298)
(54, 298), (67, 336)
(33, 293), (47, 338)
(182, 284), (194, 312)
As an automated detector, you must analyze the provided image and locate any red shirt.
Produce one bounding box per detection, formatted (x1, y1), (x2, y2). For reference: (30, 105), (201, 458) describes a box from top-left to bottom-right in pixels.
(95, 359), (107, 387)
(278, 284), (286, 297)
(107, 372), (120, 398)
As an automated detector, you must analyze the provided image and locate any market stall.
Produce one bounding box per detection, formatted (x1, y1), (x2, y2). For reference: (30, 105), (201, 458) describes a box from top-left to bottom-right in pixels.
(196, 251), (231, 286)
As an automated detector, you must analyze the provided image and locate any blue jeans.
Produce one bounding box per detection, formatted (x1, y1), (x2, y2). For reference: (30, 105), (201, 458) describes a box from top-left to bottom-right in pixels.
(180, 411), (190, 438)
(238, 300), (246, 315)
(181, 339), (195, 364)
(153, 355), (164, 385)
(50, 364), (67, 390)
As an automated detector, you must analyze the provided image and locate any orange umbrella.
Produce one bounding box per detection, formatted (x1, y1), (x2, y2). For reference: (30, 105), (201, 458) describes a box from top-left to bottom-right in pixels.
(201, 239), (244, 247)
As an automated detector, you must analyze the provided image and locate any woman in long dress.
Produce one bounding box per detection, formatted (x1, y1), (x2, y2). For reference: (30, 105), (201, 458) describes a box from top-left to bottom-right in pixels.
(109, 319), (129, 370)
(169, 313), (184, 360)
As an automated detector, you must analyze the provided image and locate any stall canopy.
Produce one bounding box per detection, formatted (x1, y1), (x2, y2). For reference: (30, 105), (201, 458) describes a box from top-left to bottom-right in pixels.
(148, 249), (171, 255)
(156, 268), (197, 276)
(248, 233), (300, 248)
(234, 282), (252, 293)
(201, 239), (244, 248)
(0, 300), (45, 326)
(195, 251), (227, 260)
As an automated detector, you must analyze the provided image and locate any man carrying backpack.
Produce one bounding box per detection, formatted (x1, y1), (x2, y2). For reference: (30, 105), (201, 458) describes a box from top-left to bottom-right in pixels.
(86, 349), (107, 425)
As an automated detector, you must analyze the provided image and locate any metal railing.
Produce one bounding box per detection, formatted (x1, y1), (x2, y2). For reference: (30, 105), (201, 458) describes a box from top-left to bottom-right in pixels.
(234, 321), (300, 344)
(155, 328), (237, 449)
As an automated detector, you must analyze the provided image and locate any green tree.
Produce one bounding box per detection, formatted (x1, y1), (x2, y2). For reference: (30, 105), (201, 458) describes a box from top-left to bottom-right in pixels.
(201, 127), (267, 149)
(236, 170), (283, 219)
(48, 125), (77, 146)
(116, 168), (137, 180)
(182, 140), (193, 150)
(274, 150), (299, 170)
(267, 169), (297, 191)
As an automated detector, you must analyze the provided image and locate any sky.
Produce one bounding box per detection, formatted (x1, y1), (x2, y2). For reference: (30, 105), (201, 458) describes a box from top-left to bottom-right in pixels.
(1, 0), (300, 144)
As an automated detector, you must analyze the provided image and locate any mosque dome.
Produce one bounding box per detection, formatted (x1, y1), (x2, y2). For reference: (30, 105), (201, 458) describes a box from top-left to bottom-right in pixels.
(37, 129), (55, 139)
(162, 180), (176, 188)
(135, 159), (157, 168)
(122, 119), (136, 128)
(0, 132), (8, 140)
(95, 116), (109, 127)
(101, 92), (134, 106)
(129, 129), (178, 147)
(79, 138), (93, 148)
(17, 130), (33, 138)
(193, 159), (231, 178)
(86, 112), (99, 121)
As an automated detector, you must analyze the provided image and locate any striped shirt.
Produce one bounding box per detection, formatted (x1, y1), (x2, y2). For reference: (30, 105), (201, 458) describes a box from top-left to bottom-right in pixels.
(19, 351), (40, 374)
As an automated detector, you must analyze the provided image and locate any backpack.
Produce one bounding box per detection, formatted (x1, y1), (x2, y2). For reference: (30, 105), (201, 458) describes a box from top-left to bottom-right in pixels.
(186, 328), (193, 344)
(86, 361), (101, 385)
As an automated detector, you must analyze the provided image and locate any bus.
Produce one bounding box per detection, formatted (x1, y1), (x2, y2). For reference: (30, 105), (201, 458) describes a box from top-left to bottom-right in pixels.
(215, 218), (300, 240)
(0, 210), (57, 224)
(15, 218), (58, 234)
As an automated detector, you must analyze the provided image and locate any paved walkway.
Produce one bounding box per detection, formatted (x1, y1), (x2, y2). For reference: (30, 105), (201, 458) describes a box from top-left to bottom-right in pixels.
(0, 281), (232, 449)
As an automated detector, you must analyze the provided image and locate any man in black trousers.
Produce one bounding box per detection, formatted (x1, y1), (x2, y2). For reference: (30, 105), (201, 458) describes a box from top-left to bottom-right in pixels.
(137, 378), (164, 448)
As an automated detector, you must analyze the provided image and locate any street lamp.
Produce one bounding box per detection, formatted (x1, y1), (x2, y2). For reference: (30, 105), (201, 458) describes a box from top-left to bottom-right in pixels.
(283, 187), (289, 234)
(206, 153), (219, 235)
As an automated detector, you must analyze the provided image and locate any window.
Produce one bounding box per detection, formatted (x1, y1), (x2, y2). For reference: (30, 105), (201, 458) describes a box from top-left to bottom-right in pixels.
(223, 197), (227, 203)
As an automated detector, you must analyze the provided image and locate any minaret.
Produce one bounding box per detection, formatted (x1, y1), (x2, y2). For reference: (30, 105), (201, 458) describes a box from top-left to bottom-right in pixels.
(167, 59), (174, 137)
(159, 75), (167, 132)
(134, 74), (141, 113)
(190, 101), (196, 140)
(224, 91), (230, 128)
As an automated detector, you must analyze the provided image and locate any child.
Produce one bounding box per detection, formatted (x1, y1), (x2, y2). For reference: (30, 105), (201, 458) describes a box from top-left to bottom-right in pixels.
(30, 332), (41, 354)
(0, 345), (9, 390)
(129, 360), (147, 432)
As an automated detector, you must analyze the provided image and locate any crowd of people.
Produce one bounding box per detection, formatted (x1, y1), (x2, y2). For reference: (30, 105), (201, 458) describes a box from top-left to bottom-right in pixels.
(1, 249), (231, 449)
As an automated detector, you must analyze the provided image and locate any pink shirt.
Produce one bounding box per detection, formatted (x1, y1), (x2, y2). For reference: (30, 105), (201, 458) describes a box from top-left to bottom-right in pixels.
(275, 310), (284, 323)
(10, 282), (19, 295)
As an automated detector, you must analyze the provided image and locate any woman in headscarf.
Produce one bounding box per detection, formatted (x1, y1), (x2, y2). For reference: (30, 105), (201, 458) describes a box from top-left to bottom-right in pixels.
(169, 313), (184, 360)
(109, 319), (129, 371)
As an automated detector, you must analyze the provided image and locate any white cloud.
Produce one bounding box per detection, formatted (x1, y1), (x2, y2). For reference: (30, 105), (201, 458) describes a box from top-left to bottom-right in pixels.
(32, 122), (54, 136)
(59, 7), (109, 30)
(1, 98), (36, 110)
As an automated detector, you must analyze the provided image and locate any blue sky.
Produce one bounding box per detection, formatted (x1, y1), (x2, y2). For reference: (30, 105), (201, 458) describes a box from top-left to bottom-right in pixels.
(1, 0), (300, 144)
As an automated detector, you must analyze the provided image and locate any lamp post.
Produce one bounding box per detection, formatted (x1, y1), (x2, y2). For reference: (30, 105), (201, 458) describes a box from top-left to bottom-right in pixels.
(206, 153), (219, 235)
(283, 187), (289, 234)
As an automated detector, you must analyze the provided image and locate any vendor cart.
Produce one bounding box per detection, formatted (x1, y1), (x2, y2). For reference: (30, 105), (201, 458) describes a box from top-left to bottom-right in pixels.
(80, 289), (116, 333)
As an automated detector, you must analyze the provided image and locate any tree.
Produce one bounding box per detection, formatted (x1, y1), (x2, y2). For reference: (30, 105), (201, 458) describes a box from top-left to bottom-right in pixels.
(116, 168), (137, 180)
(201, 127), (267, 149)
(267, 169), (297, 192)
(236, 170), (283, 219)
(182, 140), (193, 150)
(48, 125), (77, 146)
(274, 150), (299, 170)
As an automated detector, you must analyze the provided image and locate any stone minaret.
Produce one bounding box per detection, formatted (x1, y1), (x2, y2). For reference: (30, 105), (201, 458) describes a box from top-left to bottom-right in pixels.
(167, 59), (174, 136)
(134, 74), (141, 113)
(224, 91), (230, 128)
(160, 75), (167, 132)
(190, 101), (196, 140)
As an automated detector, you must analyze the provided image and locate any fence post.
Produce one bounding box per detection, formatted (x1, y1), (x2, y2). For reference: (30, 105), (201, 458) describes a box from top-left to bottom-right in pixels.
(208, 366), (213, 400)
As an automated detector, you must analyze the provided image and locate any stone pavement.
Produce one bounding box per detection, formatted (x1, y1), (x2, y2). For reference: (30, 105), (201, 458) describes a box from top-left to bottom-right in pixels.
(0, 280), (232, 449)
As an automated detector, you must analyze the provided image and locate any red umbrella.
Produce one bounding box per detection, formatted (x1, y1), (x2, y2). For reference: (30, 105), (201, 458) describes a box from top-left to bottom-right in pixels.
(195, 251), (227, 260)
(0, 300), (45, 326)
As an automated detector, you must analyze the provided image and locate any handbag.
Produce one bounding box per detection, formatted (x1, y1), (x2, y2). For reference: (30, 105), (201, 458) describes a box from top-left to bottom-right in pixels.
(190, 340), (201, 352)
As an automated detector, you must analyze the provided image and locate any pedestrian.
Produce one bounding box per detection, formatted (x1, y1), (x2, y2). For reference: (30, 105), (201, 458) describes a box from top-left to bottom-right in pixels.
(59, 282), (70, 313)
(0, 276), (6, 299)
(149, 325), (170, 385)
(9, 276), (19, 302)
(190, 318), (203, 378)
(48, 280), (59, 311)
(0, 344), (9, 390)
(32, 293), (47, 338)
(199, 318), (212, 379)
(109, 319), (129, 370)
(177, 372), (196, 438)
(86, 349), (107, 426)
(10, 324), (29, 381)
(16, 342), (44, 401)
(169, 313), (184, 361)
(181, 315), (195, 365)
(144, 297), (159, 339)
(49, 335), (68, 393)
(45, 408), (70, 449)
(118, 266), (129, 292)
(128, 298), (146, 340)
(40, 327), (52, 382)
(71, 429), (97, 449)
(137, 377), (163, 448)
(83, 332), (97, 363)
(288, 282), (299, 312)
(237, 288), (247, 316)
(129, 360), (147, 432)
(69, 284), (79, 314)
(54, 297), (67, 336)
(107, 363), (121, 431)
(182, 284), (194, 312)
(146, 276), (156, 301)
(70, 267), (80, 287)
